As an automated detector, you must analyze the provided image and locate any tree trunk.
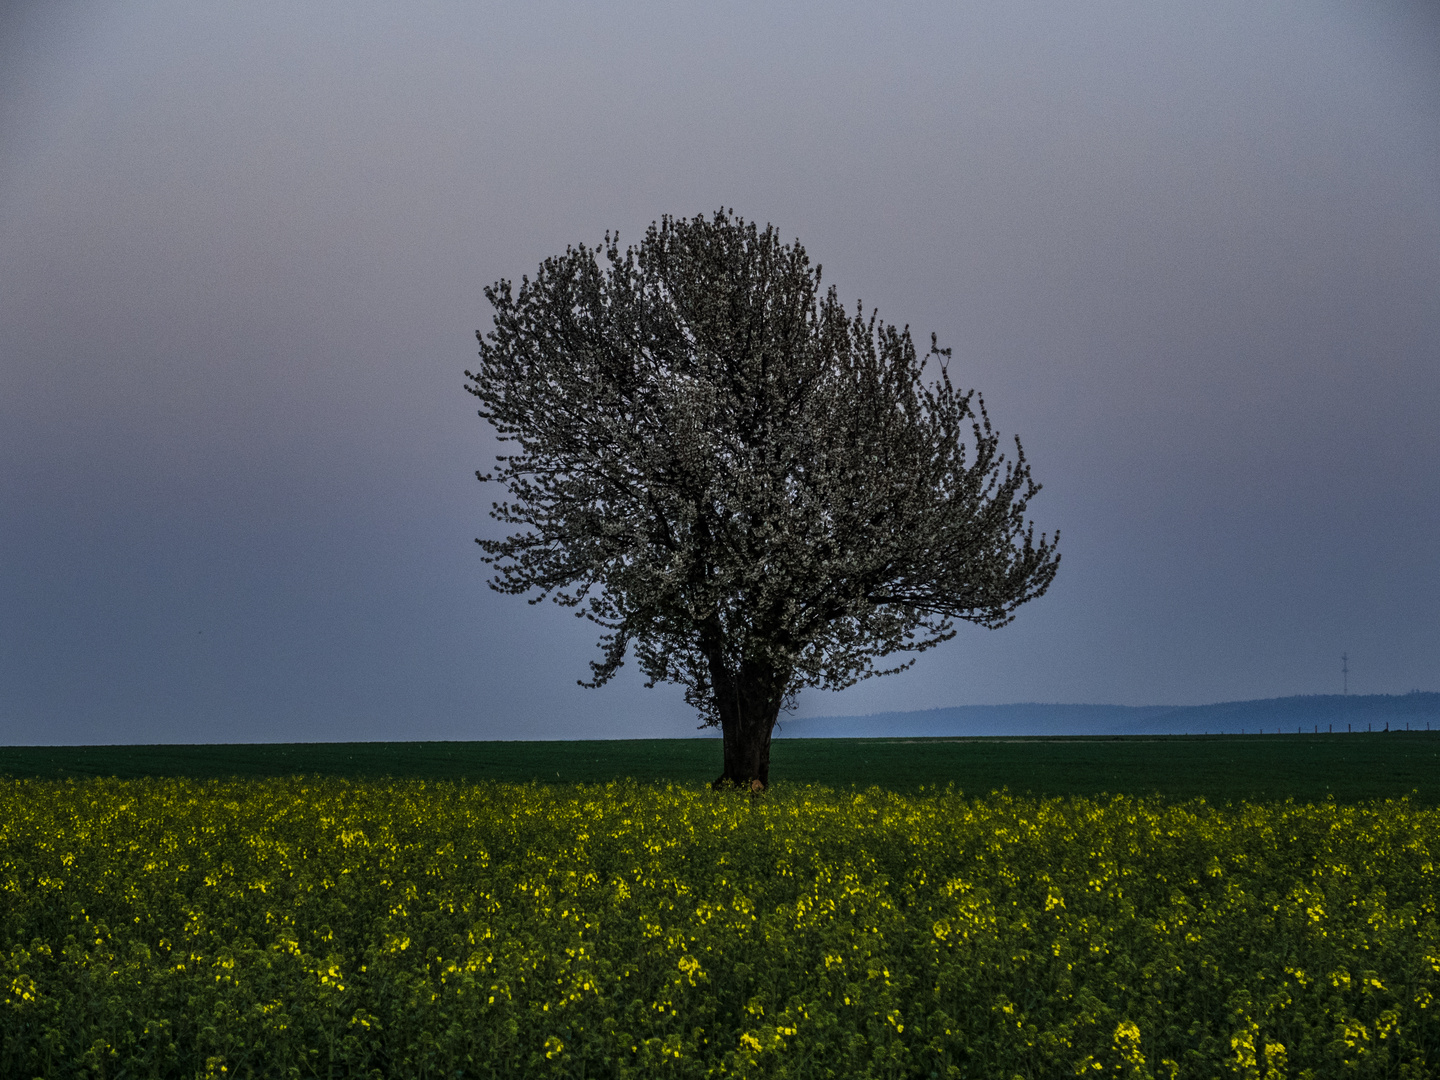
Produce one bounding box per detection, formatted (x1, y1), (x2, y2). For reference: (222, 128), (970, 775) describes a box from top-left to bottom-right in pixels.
(707, 650), (786, 791)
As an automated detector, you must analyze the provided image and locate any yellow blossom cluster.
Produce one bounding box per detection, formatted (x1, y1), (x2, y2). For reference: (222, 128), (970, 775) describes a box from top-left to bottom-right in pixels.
(1, 778), (1436, 1078)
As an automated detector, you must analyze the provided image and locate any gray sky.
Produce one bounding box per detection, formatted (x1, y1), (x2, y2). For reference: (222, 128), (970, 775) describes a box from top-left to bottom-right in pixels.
(2, 0), (1437, 744)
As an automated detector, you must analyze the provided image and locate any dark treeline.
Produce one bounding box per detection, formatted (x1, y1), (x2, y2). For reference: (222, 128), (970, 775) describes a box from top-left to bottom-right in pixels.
(780, 692), (1440, 738)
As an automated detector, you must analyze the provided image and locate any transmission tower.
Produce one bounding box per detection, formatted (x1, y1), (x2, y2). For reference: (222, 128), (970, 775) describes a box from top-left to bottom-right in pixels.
(1342, 652), (1348, 696)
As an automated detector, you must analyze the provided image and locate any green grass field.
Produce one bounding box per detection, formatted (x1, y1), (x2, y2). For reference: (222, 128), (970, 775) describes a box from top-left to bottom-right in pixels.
(2, 732), (1436, 802)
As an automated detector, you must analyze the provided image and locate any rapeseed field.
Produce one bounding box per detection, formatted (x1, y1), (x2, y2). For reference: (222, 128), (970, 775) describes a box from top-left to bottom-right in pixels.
(2, 778), (1437, 1078)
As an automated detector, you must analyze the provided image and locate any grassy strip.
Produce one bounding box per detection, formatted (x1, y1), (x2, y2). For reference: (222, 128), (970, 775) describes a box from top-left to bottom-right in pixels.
(3, 778), (1437, 1078)
(1, 733), (1438, 802)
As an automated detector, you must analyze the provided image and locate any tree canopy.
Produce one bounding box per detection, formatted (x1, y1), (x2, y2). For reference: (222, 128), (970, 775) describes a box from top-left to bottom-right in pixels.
(467, 210), (1059, 787)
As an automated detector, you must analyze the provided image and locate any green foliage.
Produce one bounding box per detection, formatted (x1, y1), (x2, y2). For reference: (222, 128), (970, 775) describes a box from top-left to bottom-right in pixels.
(3, 779), (1438, 1078)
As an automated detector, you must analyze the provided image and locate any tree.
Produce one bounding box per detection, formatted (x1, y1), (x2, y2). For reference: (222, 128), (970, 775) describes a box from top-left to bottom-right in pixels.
(466, 210), (1059, 789)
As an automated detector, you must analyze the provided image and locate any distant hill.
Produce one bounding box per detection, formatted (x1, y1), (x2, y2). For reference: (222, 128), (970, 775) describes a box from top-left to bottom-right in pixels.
(776, 692), (1440, 738)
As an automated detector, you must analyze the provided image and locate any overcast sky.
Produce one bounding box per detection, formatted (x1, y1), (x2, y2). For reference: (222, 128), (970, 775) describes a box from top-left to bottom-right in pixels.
(2, 1), (1437, 744)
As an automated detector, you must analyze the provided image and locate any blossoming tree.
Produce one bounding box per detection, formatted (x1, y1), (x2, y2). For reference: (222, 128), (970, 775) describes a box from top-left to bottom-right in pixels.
(466, 210), (1059, 789)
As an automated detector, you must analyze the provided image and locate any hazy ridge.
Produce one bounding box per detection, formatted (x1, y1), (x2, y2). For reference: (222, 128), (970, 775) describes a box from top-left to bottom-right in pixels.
(778, 692), (1440, 738)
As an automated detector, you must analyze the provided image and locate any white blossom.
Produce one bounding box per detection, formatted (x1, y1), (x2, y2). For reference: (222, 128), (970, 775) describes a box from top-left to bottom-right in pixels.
(466, 210), (1059, 783)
